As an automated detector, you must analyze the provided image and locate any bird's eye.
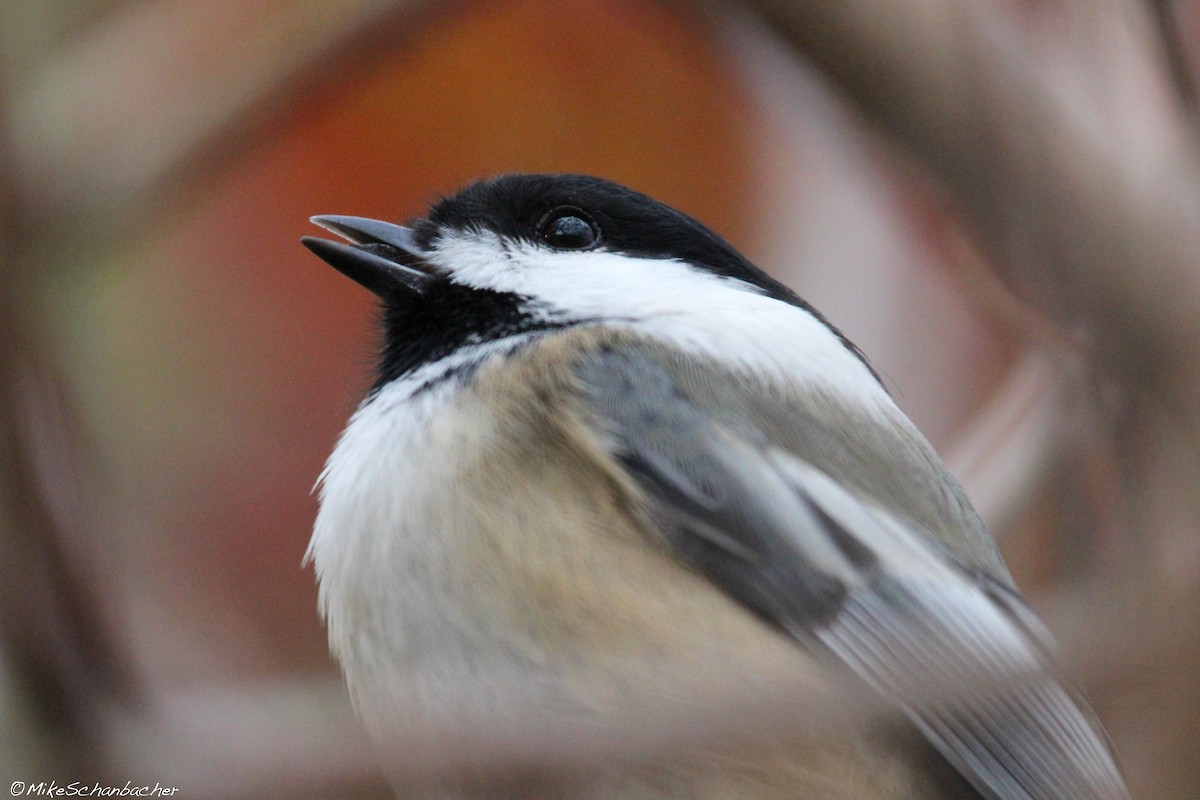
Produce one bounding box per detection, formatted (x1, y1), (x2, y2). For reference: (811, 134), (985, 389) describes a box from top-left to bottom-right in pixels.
(539, 208), (600, 250)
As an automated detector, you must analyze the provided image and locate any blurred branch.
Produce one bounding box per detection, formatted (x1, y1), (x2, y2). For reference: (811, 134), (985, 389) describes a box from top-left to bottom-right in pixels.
(5, 0), (433, 229)
(0, 107), (131, 775)
(944, 351), (1065, 535)
(1145, 0), (1200, 118)
(741, 0), (1200, 448)
(0, 356), (130, 757)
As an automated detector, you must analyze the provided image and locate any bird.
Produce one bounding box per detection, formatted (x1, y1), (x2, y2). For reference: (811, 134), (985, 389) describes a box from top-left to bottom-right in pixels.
(301, 173), (1129, 799)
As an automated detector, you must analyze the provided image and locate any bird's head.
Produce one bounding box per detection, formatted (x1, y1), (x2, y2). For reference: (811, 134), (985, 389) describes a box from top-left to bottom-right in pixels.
(303, 173), (873, 388)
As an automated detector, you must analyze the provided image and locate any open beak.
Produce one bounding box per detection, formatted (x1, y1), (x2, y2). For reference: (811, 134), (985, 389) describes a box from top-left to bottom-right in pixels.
(301, 215), (434, 297)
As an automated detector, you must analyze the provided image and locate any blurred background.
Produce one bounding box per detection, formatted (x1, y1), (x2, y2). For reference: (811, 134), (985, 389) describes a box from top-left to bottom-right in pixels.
(1, 0), (1198, 797)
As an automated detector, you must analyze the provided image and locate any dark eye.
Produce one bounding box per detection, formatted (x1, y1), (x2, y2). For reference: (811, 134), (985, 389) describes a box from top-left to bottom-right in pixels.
(539, 208), (600, 250)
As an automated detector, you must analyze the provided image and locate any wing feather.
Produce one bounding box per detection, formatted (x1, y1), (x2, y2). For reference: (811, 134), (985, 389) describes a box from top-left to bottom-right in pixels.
(573, 345), (1128, 800)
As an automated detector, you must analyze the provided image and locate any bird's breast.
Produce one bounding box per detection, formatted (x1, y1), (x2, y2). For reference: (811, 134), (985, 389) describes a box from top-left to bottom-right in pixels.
(307, 331), (975, 799)
(311, 343), (798, 713)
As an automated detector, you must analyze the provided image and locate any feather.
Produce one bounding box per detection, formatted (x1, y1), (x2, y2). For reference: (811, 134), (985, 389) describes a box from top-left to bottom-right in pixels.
(573, 343), (1128, 800)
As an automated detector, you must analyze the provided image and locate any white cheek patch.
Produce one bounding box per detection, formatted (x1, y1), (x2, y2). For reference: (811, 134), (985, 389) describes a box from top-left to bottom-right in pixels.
(427, 231), (897, 416)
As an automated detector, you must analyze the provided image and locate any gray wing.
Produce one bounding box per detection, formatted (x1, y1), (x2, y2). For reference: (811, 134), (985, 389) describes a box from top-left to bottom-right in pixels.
(573, 346), (1128, 800)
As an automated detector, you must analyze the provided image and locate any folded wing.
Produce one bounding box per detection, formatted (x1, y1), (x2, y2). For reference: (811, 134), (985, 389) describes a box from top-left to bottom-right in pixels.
(574, 346), (1128, 800)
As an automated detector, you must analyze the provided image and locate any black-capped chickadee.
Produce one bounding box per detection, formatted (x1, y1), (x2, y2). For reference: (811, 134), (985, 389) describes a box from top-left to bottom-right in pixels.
(301, 174), (1128, 799)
